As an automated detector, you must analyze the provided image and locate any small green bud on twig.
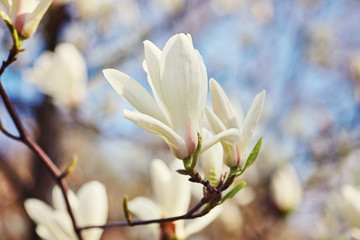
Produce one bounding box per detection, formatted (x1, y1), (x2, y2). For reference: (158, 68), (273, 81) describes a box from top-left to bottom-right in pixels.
(123, 196), (132, 225)
(60, 155), (79, 179)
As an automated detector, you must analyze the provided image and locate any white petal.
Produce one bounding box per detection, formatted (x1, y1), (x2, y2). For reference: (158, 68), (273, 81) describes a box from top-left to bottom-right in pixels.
(151, 159), (173, 217)
(24, 199), (75, 240)
(169, 162), (191, 216)
(201, 128), (241, 154)
(182, 206), (222, 238)
(143, 40), (168, 114)
(240, 90), (265, 160)
(55, 43), (87, 106)
(24, 199), (53, 225)
(351, 228), (360, 240)
(25, 43), (87, 107)
(0, 0), (11, 11)
(52, 211), (77, 240)
(205, 107), (227, 134)
(151, 159), (191, 217)
(76, 181), (108, 225)
(160, 33), (207, 137)
(200, 129), (223, 186)
(342, 185), (360, 228)
(270, 165), (302, 212)
(103, 69), (167, 124)
(52, 186), (79, 216)
(223, 143), (240, 168)
(36, 225), (58, 240)
(209, 78), (239, 129)
(52, 186), (78, 213)
(77, 181), (108, 240)
(128, 197), (161, 220)
(21, 0), (53, 38)
(52, 186), (67, 212)
(124, 110), (188, 159)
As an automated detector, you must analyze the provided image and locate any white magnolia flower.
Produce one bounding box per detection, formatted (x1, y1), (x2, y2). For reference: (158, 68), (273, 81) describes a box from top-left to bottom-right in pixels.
(0, 0), (53, 39)
(200, 128), (223, 187)
(24, 181), (108, 240)
(26, 43), (87, 107)
(341, 185), (360, 229)
(270, 165), (302, 213)
(104, 33), (239, 159)
(205, 78), (265, 168)
(128, 159), (221, 239)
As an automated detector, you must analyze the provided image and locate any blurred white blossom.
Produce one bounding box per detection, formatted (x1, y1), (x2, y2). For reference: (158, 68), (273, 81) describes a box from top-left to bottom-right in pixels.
(206, 78), (265, 168)
(104, 33), (239, 159)
(25, 43), (87, 107)
(251, 0), (274, 24)
(270, 164), (302, 213)
(75, 0), (111, 17)
(200, 128), (223, 187)
(24, 181), (108, 240)
(218, 201), (243, 232)
(0, 0), (53, 39)
(154, 0), (185, 15)
(341, 185), (360, 230)
(128, 159), (221, 239)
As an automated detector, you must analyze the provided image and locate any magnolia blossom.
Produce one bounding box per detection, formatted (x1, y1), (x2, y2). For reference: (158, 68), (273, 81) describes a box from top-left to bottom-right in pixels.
(0, 0), (53, 39)
(104, 33), (239, 159)
(25, 43), (87, 107)
(128, 159), (221, 239)
(205, 78), (265, 168)
(270, 165), (302, 213)
(24, 181), (108, 240)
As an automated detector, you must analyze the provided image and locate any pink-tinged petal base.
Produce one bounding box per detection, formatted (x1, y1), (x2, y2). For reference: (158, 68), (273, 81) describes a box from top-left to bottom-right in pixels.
(185, 121), (197, 156)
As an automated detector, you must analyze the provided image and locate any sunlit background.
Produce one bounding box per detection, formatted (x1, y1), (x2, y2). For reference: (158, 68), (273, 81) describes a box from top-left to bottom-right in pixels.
(1, 0), (360, 239)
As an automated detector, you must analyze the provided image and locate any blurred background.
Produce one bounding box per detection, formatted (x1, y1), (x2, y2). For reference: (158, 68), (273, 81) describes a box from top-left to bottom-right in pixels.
(1, 0), (360, 239)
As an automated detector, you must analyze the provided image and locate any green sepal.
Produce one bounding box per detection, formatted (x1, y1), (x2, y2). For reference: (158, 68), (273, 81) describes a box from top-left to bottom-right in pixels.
(203, 203), (215, 214)
(220, 181), (247, 204)
(176, 169), (189, 175)
(0, 8), (24, 50)
(182, 156), (191, 171)
(190, 132), (202, 170)
(228, 167), (238, 178)
(0, 9), (23, 50)
(241, 137), (262, 173)
(208, 166), (219, 187)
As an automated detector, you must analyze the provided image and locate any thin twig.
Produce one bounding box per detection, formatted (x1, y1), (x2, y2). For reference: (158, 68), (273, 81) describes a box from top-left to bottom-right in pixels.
(0, 47), (84, 240)
(0, 125), (20, 140)
(80, 203), (209, 230)
(80, 165), (236, 231)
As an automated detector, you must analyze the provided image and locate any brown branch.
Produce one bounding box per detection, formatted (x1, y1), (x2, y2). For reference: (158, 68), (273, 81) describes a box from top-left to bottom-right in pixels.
(0, 47), (84, 240)
(0, 124), (20, 140)
(0, 45), (20, 76)
(80, 165), (235, 231)
(80, 198), (210, 230)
